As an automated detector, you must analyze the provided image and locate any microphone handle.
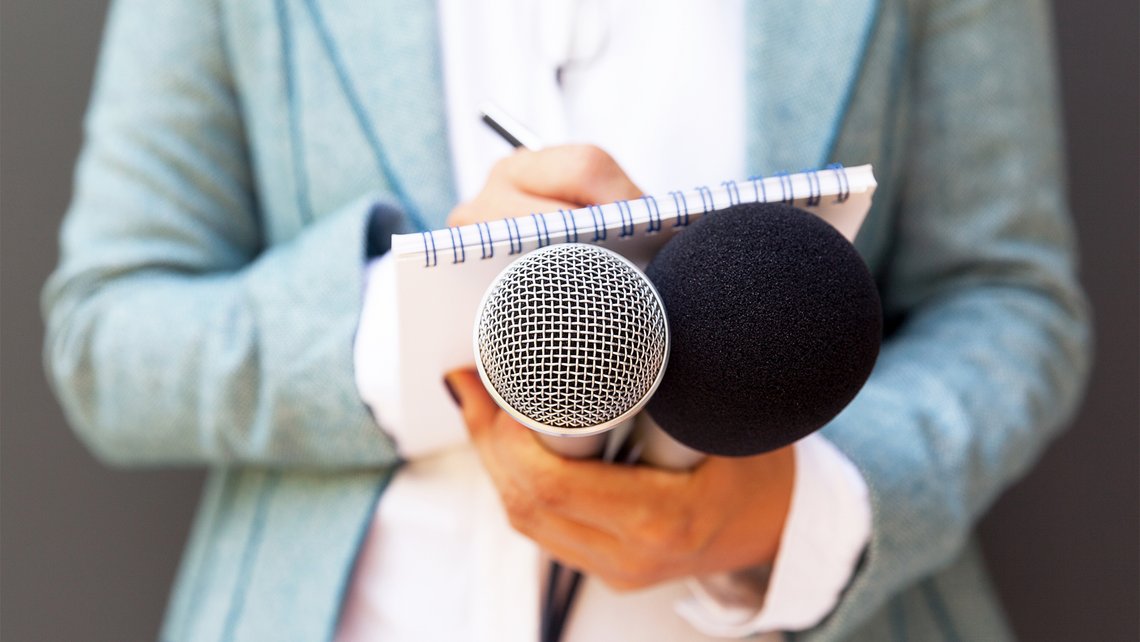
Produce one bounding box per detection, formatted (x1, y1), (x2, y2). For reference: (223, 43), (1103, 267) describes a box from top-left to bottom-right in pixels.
(533, 414), (703, 469)
(535, 431), (610, 460)
(629, 413), (705, 471)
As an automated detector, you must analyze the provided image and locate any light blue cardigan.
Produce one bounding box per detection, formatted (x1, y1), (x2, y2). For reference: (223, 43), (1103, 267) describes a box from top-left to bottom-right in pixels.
(43, 0), (1091, 639)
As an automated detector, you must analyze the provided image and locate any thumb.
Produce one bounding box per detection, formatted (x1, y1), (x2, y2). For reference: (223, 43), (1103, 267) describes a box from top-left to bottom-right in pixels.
(444, 368), (499, 438)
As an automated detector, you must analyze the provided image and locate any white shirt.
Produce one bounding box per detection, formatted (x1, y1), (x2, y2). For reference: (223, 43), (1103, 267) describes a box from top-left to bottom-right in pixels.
(340, 1), (871, 640)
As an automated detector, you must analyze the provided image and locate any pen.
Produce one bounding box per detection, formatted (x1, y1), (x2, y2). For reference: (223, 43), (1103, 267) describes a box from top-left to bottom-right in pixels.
(480, 103), (544, 150)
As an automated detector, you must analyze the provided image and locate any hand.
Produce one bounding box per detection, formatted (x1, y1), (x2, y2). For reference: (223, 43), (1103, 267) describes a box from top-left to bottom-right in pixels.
(446, 145), (642, 227)
(445, 369), (796, 592)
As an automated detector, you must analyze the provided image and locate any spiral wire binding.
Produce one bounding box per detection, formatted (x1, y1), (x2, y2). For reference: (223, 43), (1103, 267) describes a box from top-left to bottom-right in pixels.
(616, 200), (635, 238)
(448, 227), (465, 264)
(642, 194), (662, 233)
(531, 213), (551, 247)
(507, 217), (523, 255)
(587, 205), (607, 241)
(476, 221), (494, 259)
(828, 163), (851, 202)
(776, 171), (794, 204)
(748, 174), (768, 203)
(722, 180), (742, 205)
(668, 190), (690, 227)
(421, 229), (438, 267)
(696, 185), (715, 214)
(558, 208), (579, 243)
(805, 169), (822, 207)
(422, 165), (854, 267)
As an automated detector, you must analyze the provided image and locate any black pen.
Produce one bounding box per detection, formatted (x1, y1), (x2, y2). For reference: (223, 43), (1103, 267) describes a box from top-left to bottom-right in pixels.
(480, 103), (543, 150)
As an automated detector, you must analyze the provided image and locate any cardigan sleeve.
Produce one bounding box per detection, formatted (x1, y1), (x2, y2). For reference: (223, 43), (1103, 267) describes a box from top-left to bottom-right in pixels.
(799, 0), (1091, 638)
(41, 0), (403, 468)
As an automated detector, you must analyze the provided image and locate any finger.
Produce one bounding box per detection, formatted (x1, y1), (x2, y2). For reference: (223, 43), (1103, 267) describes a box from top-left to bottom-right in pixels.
(536, 515), (680, 591)
(507, 500), (621, 574)
(452, 397), (694, 540)
(530, 456), (693, 539)
(446, 370), (692, 544)
(439, 385), (650, 555)
(446, 194), (577, 227)
(493, 145), (643, 205)
(485, 433), (695, 544)
(444, 368), (548, 459)
(444, 369), (570, 506)
(443, 368), (499, 438)
(505, 496), (675, 591)
(442, 384), (625, 577)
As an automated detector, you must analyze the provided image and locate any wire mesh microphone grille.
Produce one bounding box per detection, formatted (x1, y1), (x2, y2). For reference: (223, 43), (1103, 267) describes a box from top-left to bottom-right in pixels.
(475, 244), (669, 432)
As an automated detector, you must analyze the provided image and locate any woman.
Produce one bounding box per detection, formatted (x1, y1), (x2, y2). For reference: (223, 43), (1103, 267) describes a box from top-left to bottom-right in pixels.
(43, 0), (1090, 639)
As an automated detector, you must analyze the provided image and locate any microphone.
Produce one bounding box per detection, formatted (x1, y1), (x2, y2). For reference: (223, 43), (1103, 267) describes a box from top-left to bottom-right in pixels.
(641, 201), (882, 456)
(603, 201), (882, 627)
(472, 203), (881, 642)
(473, 242), (676, 642)
(473, 243), (670, 459)
(473, 202), (882, 461)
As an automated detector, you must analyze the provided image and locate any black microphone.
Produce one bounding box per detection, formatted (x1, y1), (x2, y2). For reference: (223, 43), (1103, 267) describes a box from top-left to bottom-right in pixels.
(545, 201), (882, 642)
(642, 201), (882, 456)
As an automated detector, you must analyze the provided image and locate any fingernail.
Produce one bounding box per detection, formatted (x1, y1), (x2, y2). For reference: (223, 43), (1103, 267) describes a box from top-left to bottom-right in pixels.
(443, 376), (462, 407)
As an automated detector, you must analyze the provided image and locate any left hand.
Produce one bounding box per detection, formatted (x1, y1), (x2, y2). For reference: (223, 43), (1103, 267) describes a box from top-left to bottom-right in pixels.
(445, 369), (796, 592)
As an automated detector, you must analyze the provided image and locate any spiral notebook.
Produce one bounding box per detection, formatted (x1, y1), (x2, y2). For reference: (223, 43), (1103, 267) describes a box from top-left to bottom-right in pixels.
(380, 165), (877, 445)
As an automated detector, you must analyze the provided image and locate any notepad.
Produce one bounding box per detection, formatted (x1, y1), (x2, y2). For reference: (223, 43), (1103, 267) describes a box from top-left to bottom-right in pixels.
(382, 165), (877, 442)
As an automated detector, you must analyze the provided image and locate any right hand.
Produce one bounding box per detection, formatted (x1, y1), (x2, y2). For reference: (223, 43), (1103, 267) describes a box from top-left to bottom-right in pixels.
(446, 144), (642, 227)
(444, 368), (795, 592)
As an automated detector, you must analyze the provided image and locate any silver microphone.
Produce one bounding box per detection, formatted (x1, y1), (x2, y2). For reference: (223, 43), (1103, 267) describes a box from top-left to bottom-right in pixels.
(473, 243), (672, 460)
(474, 243), (706, 642)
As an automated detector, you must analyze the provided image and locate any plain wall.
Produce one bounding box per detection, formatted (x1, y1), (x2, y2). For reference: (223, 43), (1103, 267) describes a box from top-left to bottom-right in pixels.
(2, 1), (1136, 639)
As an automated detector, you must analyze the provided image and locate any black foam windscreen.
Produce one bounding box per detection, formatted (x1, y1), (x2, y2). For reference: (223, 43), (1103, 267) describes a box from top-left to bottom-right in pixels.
(644, 202), (882, 456)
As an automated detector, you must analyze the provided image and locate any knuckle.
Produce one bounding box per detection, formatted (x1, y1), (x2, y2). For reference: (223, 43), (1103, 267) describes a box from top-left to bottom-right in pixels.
(489, 153), (520, 182)
(506, 511), (533, 537)
(447, 202), (474, 226)
(501, 487), (537, 531)
(626, 510), (659, 543)
(667, 516), (706, 553)
(528, 469), (563, 508)
(600, 576), (640, 593)
(568, 145), (614, 181)
(628, 508), (697, 554)
(602, 561), (657, 593)
(618, 555), (652, 582)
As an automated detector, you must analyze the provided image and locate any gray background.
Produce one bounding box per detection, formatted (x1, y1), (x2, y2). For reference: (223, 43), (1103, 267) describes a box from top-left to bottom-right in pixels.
(2, 1), (1136, 639)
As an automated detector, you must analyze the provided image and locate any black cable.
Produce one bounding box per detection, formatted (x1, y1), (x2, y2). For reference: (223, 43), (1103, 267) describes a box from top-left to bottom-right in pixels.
(547, 566), (583, 642)
(540, 561), (563, 642)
